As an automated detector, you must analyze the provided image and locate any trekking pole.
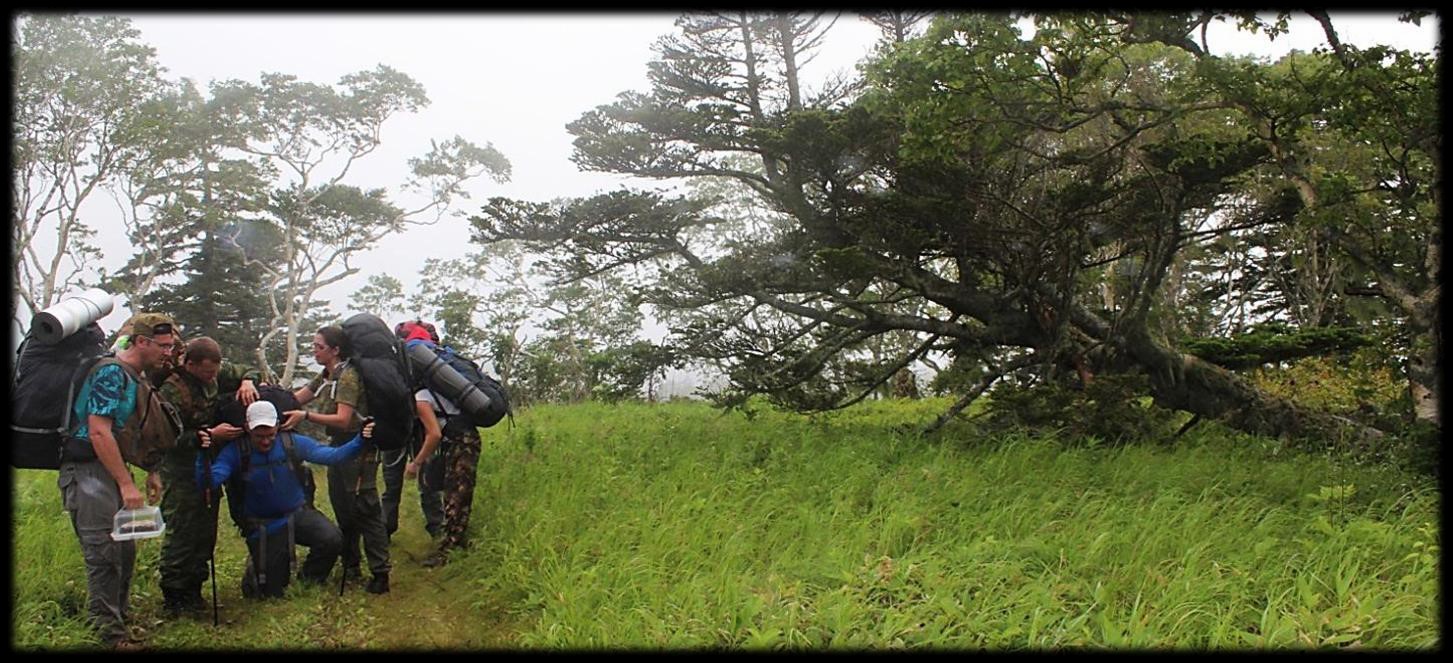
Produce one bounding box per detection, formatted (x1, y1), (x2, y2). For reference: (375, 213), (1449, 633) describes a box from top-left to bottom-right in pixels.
(201, 437), (219, 627)
(206, 485), (219, 627)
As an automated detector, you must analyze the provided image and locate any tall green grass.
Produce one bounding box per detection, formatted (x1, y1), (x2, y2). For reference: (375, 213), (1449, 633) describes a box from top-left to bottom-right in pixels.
(12, 399), (1440, 649)
(12, 463), (387, 651)
(464, 400), (1438, 649)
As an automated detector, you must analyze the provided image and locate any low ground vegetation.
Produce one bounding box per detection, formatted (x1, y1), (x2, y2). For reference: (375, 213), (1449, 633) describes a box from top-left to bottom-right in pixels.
(12, 399), (1439, 650)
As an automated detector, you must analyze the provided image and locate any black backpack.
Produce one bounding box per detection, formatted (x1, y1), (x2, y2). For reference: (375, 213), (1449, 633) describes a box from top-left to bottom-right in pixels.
(340, 313), (415, 451)
(214, 384), (301, 431)
(408, 340), (512, 430)
(9, 323), (108, 469)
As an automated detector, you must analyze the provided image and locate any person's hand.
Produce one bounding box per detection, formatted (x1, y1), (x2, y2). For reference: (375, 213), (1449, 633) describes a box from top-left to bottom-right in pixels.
(211, 423), (244, 442)
(145, 472), (162, 505)
(280, 410), (308, 430)
(404, 459), (420, 479)
(237, 379), (259, 406)
(361, 419), (376, 440)
(196, 427), (213, 450)
(120, 481), (144, 510)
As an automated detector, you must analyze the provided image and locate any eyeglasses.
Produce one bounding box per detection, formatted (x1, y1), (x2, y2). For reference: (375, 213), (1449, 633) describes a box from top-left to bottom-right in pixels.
(139, 334), (176, 352)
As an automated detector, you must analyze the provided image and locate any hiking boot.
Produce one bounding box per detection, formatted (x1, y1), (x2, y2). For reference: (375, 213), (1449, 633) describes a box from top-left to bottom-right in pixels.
(241, 567), (259, 598)
(162, 590), (203, 617)
(365, 573), (389, 594)
(108, 637), (146, 652)
(421, 551), (448, 568)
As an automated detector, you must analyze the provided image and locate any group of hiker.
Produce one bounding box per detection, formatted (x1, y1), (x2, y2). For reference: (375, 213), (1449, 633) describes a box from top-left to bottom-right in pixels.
(42, 310), (491, 650)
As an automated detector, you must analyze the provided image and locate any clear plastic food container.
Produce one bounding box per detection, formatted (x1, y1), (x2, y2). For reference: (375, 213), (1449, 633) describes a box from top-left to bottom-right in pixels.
(111, 505), (166, 541)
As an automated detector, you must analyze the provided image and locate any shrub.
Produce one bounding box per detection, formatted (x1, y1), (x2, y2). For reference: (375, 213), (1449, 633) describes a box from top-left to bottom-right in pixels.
(1249, 347), (1410, 429)
(982, 373), (1179, 445)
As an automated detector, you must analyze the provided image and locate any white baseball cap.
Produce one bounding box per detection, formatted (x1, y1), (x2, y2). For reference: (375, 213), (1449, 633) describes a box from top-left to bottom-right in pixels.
(246, 401), (279, 430)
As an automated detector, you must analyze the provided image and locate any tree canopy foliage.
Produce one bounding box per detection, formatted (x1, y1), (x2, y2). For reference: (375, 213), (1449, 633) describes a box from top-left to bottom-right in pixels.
(470, 11), (1438, 446)
(12, 14), (511, 383)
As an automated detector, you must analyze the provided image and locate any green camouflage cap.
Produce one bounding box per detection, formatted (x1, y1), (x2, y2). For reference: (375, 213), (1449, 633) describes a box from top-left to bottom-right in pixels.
(125, 312), (178, 339)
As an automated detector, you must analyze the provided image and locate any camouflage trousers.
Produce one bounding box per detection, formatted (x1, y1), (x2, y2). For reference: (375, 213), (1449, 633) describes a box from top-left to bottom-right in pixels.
(158, 447), (221, 599)
(438, 425), (482, 552)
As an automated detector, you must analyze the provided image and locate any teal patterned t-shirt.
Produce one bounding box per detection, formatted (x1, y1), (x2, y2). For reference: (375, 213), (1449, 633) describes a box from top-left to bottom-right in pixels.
(73, 363), (137, 439)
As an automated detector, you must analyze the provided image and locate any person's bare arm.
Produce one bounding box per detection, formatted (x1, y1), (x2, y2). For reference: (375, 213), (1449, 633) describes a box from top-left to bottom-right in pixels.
(407, 401), (443, 478)
(282, 402), (355, 431)
(89, 414), (143, 509)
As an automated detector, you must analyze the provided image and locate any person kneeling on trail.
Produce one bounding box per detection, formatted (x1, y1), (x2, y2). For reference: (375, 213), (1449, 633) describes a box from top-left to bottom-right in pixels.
(195, 401), (375, 599)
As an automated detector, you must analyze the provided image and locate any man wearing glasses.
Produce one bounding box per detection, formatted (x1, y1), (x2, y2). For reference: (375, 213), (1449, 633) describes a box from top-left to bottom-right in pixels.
(57, 313), (178, 650)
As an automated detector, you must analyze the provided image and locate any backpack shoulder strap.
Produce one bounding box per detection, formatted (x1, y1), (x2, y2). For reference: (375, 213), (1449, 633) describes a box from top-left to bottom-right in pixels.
(424, 383), (447, 417)
(279, 431), (309, 484)
(235, 436), (253, 476)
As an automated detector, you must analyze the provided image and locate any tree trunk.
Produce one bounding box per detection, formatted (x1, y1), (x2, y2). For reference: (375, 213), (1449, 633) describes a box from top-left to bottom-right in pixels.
(1408, 314), (1440, 426)
(1120, 326), (1384, 448)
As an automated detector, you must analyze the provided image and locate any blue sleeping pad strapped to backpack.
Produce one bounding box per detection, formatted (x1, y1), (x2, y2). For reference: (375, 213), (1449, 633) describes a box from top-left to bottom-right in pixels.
(404, 339), (511, 429)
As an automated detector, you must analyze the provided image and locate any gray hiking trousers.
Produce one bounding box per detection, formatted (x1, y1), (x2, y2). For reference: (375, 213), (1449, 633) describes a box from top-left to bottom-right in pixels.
(58, 459), (136, 646)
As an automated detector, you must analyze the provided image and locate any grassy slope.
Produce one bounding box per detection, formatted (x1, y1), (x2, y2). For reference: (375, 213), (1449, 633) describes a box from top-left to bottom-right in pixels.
(11, 399), (1440, 650)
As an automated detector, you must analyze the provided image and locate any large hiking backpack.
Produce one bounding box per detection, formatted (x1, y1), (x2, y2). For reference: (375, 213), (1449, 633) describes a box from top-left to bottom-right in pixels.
(404, 339), (511, 430)
(340, 313), (415, 451)
(10, 323), (109, 469)
(214, 384), (301, 430)
(94, 357), (184, 472)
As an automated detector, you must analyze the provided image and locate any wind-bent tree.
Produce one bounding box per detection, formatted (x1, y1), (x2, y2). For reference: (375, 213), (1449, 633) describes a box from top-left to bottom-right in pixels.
(207, 67), (512, 383)
(11, 14), (169, 330)
(1112, 10), (1440, 425)
(472, 12), (1427, 446)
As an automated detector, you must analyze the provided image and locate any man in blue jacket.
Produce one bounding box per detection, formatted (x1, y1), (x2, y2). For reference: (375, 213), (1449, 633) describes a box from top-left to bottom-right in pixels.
(196, 401), (374, 598)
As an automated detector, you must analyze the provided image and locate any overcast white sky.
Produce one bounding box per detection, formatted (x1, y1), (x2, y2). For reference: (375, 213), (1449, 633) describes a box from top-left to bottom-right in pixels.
(18, 12), (1439, 385)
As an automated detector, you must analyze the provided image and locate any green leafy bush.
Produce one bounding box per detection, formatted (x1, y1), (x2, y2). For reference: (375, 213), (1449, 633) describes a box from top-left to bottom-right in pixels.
(982, 373), (1179, 445)
(1249, 347), (1409, 427)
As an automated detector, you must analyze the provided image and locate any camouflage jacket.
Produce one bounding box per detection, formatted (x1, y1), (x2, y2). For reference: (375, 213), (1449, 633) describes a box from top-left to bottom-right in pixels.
(159, 362), (261, 451)
(304, 360), (369, 444)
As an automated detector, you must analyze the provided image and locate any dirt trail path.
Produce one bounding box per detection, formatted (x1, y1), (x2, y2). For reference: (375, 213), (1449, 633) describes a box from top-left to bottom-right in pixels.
(355, 523), (517, 648)
(350, 503), (519, 649)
